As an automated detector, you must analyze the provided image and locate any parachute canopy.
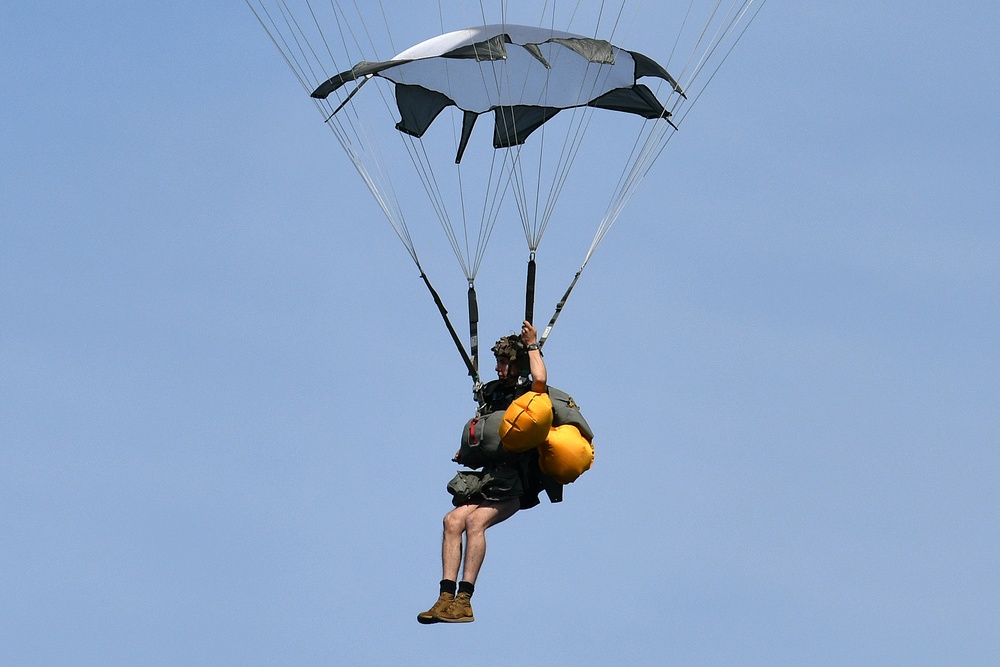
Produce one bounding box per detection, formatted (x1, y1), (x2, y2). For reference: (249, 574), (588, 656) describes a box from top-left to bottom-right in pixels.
(248, 1), (767, 389)
(312, 24), (682, 161)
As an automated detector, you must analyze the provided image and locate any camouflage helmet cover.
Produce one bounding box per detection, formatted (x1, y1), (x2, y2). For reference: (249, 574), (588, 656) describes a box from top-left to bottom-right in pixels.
(491, 334), (524, 366)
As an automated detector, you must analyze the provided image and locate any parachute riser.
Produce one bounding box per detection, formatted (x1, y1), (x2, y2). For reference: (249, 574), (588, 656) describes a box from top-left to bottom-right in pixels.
(466, 283), (488, 408)
(539, 266), (585, 349)
(519, 252), (538, 384)
(468, 282), (480, 378)
(524, 252), (537, 325)
(417, 270), (480, 388)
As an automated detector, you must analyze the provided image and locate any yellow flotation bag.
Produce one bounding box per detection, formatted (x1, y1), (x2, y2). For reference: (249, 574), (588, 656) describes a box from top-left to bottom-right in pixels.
(499, 391), (553, 453)
(537, 424), (594, 484)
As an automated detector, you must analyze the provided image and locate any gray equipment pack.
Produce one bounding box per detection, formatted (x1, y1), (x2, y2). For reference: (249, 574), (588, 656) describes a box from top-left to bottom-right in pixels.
(457, 410), (514, 469)
(548, 387), (593, 441)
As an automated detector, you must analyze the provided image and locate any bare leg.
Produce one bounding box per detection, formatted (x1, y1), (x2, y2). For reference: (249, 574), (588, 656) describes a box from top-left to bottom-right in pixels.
(460, 499), (520, 584)
(441, 505), (477, 581)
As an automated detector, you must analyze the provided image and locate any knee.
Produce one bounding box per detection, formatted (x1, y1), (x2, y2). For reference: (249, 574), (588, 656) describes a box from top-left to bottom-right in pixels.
(443, 511), (465, 536)
(464, 514), (488, 536)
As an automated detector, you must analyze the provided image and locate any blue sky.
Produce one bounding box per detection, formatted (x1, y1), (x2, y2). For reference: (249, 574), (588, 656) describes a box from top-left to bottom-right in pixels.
(2, 2), (998, 665)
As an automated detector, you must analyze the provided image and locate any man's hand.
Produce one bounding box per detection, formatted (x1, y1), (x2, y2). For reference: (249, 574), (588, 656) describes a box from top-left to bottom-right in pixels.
(520, 320), (538, 347)
(520, 320), (547, 391)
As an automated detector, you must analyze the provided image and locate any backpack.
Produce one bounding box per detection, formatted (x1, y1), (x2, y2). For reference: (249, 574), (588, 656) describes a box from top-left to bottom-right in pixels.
(457, 410), (514, 469)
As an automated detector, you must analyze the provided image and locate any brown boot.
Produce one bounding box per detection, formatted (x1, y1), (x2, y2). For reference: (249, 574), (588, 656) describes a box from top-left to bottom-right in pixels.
(416, 592), (454, 624)
(436, 591), (474, 623)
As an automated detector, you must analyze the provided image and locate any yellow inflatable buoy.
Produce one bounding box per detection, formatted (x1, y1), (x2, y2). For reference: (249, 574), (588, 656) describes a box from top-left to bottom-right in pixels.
(537, 424), (594, 484)
(499, 391), (553, 453)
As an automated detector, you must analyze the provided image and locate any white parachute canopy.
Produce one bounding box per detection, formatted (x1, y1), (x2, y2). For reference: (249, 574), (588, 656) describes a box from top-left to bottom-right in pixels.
(312, 23), (682, 160)
(248, 0), (765, 374)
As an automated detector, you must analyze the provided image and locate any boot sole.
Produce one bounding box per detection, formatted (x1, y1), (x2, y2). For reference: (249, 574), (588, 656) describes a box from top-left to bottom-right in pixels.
(416, 614), (441, 624)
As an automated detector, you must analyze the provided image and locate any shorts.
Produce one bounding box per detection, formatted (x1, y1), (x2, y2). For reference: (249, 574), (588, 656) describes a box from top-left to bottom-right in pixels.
(447, 465), (523, 506)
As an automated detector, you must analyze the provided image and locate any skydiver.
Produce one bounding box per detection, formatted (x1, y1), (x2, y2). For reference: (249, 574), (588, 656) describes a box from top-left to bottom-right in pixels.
(417, 320), (550, 624)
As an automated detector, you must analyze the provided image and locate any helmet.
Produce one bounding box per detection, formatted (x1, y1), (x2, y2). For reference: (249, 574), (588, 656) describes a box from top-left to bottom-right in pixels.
(491, 334), (524, 366)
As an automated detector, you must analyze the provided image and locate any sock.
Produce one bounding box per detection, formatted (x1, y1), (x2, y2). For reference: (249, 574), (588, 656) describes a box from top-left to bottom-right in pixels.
(439, 579), (457, 596)
(458, 581), (475, 597)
